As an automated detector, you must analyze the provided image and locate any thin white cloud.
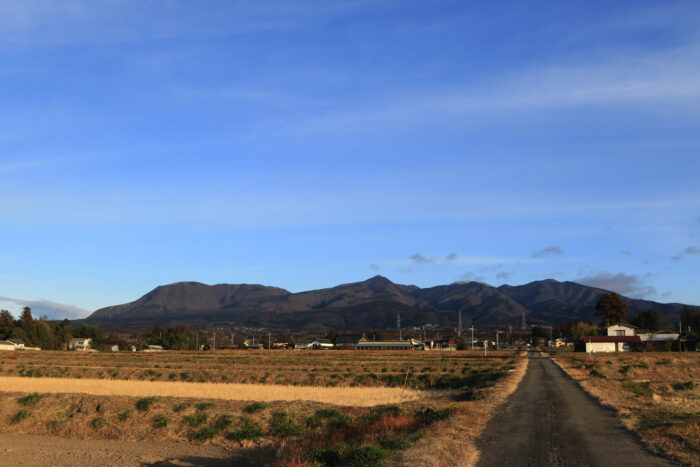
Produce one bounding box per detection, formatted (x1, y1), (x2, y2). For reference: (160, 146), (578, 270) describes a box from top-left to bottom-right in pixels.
(0, 296), (89, 320)
(532, 246), (565, 259)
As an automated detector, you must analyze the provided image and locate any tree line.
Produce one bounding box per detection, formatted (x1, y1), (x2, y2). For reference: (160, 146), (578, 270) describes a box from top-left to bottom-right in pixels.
(0, 307), (108, 350)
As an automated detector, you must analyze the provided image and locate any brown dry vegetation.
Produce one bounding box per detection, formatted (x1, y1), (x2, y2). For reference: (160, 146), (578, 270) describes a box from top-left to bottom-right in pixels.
(0, 349), (508, 389)
(551, 351), (700, 466)
(0, 349), (524, 466)
(0, 376), (425, 406)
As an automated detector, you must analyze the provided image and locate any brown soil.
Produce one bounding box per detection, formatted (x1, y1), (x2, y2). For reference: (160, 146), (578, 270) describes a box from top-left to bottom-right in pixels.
(0, 432), (273, 466)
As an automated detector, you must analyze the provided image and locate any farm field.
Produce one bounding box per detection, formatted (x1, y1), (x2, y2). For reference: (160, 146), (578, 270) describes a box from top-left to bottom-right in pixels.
(0, 349), (525, 466)
(0, 349), (512, 389)
(551, 351), (700, 466)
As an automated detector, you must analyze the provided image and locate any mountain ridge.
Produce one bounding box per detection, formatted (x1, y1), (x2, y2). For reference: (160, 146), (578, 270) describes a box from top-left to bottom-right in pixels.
(83, 276), (692, 332)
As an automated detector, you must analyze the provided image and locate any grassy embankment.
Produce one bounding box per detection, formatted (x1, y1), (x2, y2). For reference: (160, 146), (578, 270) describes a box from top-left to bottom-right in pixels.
(0, 349), (525, 466)
(551, 351), (700, 466)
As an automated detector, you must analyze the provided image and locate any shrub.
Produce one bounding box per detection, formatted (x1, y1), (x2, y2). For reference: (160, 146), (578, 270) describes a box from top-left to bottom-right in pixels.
(379, 436), (411, 450)
(17, 393), (44, 407)
(183, 412), (208, 428)
(117, 410), (131, 422)
(270, 411), (302, 438)
(226, 417), (263, 441)
(345, 444), (388, 466)
(637, 407), (700, 430)
(136, 397), (158, 412)
(212, 414), (233, 432)
(622, 380), (652, 397)
(173, 402), (188, 413)
(91, 417), (106, 429)
(10, 409), (31, 424)
(152, 414), (169, 429)
(243, 401), (267, 414)
(672, 381), (695, 391)
(188, 426), (216, 442)
(311, 447), (342, 466)
(195, 402), (214, 411)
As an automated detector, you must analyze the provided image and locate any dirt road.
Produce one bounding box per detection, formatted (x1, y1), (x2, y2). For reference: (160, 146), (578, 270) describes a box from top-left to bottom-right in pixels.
(477, 351), (671, 466)
(0, 433), (274, 466)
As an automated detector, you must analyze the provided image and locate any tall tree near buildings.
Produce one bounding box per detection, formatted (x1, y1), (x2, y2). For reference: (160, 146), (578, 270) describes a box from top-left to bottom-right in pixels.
(0, 310), (14, 338)
(19, 306), (34, 331)
(636, 309), (662, 332)
(595, 292), (629, 327)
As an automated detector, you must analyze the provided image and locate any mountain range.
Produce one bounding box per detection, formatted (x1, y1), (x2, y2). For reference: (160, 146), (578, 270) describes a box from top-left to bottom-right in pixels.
(82, 276), (692, 332)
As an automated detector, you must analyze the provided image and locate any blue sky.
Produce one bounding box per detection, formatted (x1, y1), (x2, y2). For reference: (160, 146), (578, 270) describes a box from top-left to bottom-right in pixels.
(1, 0), (699, 319)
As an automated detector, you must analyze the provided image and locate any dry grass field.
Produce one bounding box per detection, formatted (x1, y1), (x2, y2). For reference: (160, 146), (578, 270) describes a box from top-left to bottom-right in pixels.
(0, 349), (524, 466)
(0, 349), (508, 389)
(551, 351), (700, 466)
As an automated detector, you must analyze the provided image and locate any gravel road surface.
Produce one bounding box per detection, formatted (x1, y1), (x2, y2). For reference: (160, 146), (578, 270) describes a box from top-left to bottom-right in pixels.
(477, 351), (671, 466)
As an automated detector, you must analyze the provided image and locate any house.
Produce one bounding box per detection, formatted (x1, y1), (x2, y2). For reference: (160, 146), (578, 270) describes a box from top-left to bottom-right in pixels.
(105, 345), (119, 352)
(69, 338), (92, 351)
(607, 323), (637, 336)
(142, 344), (164, 352)
(7, 339), (25, 348)
(355, 339), (424, 351)
(334, 334), (367, 349)
(426, 338), (456, 350)
(294, 338), (334, 350)
(584, 335), (641, 353)
(0, 340), (17, 351)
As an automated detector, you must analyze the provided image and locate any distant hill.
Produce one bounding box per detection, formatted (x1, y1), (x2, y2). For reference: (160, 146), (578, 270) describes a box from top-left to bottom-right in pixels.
(83, 276), (692, 332)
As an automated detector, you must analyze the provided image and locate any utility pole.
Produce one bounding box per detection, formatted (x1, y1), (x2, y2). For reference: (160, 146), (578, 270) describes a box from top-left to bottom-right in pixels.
(496, 331), (501, 351)
(457, 310), (462, 337)
(470, 326), (475, 350)
(397, 312), (402, 340)
(213, 331), (216, 350)
(268, 332), (271, 350)
(521, 312), (526, 330)
(231, 333), (234, 348)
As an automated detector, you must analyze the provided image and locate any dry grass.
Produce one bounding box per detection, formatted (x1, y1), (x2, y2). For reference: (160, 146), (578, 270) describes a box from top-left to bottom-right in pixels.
(392, 352), (529, 467)
(0, 349), (523, 466)
(0, 376), (427, 406)
(0, 349), (518, 389)
(551, 352), (700, 466)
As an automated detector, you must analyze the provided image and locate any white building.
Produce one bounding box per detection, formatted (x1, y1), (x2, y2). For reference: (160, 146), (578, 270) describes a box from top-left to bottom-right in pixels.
(69, 338), (92, 351)
(584, 336), (640, 353)
(0, 340), (17, 351)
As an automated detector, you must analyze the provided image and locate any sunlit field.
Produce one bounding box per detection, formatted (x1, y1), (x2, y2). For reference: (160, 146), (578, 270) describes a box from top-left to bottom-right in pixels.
(552, 352), (700, 466)
(0, 349), (524, 466)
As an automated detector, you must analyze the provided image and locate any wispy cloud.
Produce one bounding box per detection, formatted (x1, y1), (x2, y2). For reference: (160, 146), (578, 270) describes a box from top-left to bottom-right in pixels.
(671, 246), (700, 261)
(531, 246), (565, 259)
(0, 1), (366, 47)
(617, 250), (633, 257)
(409, 252), (460, 265)
(576, 272), (657, 299)
(0, 296), (89, 319)
(369, 263), (379, 271)
(458, 272), (485, 283)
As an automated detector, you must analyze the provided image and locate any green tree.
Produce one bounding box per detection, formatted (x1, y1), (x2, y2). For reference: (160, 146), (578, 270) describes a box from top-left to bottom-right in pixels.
(595, 293), (629, 326)
(635, 309), (662, 332)
(19, 307), (34, 331)
(0, 310), (14, 338)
